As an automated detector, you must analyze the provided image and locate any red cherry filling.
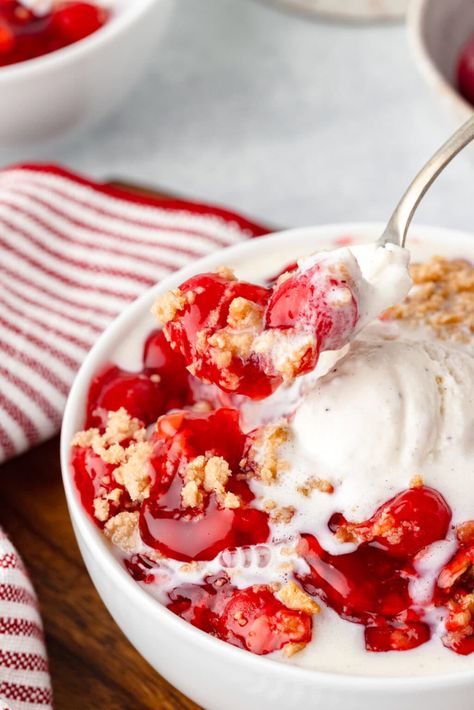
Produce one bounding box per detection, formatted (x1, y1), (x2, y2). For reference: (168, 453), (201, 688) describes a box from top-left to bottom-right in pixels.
(435, 543), (474, 655)
(86, 365), (166, 429)
(330, 487), (452, 558)
(265, 259), (359, 358)
(0, 1), (108, 67)
(168, 577), (312, 655)
(161, 257), (360, 399)
(165, 272), (279, 399)
(298, 533), (430, 652)
(364, 620), (431, 653)
(139, 408), (270, 562)
(86, 330), (195, 429)
(298, 534), (413, 624)
(71, 445), (128, 521)
(296, 487), (452, 654)
(457, 35), (474, 107)
(52, 1), (106, 43)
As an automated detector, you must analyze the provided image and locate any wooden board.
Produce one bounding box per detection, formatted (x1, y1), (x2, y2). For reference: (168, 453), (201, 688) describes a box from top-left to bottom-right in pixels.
(0, 183), (220, 710)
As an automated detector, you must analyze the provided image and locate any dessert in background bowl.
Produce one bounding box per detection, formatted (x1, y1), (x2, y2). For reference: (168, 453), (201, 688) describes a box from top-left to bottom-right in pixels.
(409, 0), (474, 127)
(0, 1), (110, 67)
(61, 223), (474, 710)
(0, 0), (173, 147)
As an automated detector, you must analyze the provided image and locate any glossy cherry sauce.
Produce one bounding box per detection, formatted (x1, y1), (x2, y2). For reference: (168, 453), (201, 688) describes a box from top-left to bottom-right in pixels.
(0, 1), (108, 67)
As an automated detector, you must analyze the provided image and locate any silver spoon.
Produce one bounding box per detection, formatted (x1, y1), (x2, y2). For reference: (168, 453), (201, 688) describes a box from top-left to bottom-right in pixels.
(378, 115), (474, 248)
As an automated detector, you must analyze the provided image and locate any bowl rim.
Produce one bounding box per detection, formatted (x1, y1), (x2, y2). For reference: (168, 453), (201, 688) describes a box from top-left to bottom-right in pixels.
(407, 0), (473, 119)
(61, 221), (474, 691)
(0, 0), (166, 82)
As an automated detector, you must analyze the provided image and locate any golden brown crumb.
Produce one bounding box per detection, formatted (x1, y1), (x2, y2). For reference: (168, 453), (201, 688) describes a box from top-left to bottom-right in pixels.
(384, 256), (474, 343)
(215, 265), (237, 281)
(112, 441), (153, 502)
(93, 497), (110, 522)
(72, 409), (152, 506)
(253, 329), (315, 382)
(104, 512), (140, 553)
(457, 521), (474, 546)
(181, 480), (204, 508)
(263, 499), (277, 511)
(279, 581), (321, 615)
(282, 642), (307, 658)
(410, 474), (424, 489)
(208, 330), (254, 366)
(245, 423), (290, 484)
(152, 288), (187, 325)
(297, 477), (334, 497)
(71, 428), (99, 448)
(270, 506), (295, 524)
(181, 455), (241, 509)
(103, 408), (145, 443)
(222, 492), (241, 509)
(227, 297), (264, 330)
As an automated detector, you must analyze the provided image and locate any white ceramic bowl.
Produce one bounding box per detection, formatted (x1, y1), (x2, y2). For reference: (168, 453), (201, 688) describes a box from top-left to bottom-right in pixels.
(408, 0), (474, 126)
(267, 0), (408, 21)
(0, 0), (173, 148)
(61, 223), (474, 710)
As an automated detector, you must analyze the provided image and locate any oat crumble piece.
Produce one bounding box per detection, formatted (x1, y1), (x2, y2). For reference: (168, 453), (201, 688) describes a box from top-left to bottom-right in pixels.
(72, 409), (152, 509)
(457, 521), (474, 546)
(410, 474), (424, 489)
(253, 329), (315, 382)
(181, 480), (204, 508)
(152, 288), (187, 325)
(270, 506), (295, 524)
(181, 455), (241, 509)
(384, 256), (474, 342)
(104, 511), (140, 553)
(93, 498), (110, 523)
(297, 477), (334, 497)
(227, 297), (264, 330)
(245, 423), (290, 484)
(282, 642), (307, 658)
(215, 265), (237, 281)
(111, 440), (153, 502)
(279, 581), (321, 615)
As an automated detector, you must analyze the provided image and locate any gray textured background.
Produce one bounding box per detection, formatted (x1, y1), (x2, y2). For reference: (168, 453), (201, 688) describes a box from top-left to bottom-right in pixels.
(2, 0), (473, 232)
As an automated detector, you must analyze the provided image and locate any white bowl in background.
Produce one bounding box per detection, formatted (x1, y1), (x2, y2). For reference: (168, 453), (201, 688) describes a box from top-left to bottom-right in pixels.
(266, 0), (408, 21)
(408, 0), (474, 126)
(61, 222), (474, 710)
(0, 0), (173, 148)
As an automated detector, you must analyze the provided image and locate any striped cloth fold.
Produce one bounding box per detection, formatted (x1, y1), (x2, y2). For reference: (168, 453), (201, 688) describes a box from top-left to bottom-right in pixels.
(0, 164), (268, 464)
(0, 164), (268, 708)
(0, 528), (52, 710)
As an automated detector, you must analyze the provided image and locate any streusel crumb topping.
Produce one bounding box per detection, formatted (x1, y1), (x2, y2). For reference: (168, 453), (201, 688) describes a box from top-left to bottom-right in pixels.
(72, 408), (152, 515)
(279, 581), (321, 615)
(181, 455), (241, 509)
(243, 423), (290, 484)
(104, 511), (140, 553)
(384, 256), (474, 343)
(152, 288), (188, 325)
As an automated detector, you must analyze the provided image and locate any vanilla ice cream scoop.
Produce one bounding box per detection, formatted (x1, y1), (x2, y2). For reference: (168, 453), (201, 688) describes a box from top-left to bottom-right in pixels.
(249, 336), (474, 553)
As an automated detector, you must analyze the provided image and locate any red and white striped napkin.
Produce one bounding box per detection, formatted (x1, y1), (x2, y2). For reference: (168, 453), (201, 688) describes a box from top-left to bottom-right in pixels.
(0, 164), (268, 708)
(0, 529), (52, 710)
(0, 164), (267, 463)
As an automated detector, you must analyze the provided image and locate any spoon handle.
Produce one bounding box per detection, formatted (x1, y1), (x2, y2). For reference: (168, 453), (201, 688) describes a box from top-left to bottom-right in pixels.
(379, 115), (474, 248)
